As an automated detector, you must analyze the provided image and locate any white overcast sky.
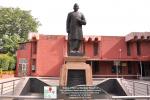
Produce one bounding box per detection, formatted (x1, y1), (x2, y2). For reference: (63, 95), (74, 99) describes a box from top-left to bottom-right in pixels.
(0, 0), (150, 36)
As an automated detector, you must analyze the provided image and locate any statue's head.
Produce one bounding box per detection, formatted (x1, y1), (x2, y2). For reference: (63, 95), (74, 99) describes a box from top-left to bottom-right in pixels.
(73, 3), (79, 12)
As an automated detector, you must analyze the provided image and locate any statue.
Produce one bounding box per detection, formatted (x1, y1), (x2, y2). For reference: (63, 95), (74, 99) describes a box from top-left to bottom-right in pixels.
(66, 3), (86, 55)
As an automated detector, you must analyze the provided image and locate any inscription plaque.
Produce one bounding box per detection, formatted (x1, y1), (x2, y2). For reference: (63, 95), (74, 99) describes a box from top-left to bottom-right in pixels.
(67, 70), (86, 86)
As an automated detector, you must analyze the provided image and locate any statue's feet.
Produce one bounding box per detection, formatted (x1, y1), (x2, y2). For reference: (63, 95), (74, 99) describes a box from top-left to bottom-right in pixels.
(76, 51), (80, 53)
(70, 50), (76, 53)
(70, 50), (80, 53)
(69, 50), (83, 56)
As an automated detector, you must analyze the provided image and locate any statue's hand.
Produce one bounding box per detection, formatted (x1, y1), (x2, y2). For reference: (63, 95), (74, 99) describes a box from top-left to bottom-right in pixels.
(76, 17), (86, 25)
(76, 17), (82, 25)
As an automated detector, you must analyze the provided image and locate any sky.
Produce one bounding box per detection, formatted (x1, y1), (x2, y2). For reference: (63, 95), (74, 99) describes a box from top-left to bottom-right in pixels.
(0, 0), (150, 36)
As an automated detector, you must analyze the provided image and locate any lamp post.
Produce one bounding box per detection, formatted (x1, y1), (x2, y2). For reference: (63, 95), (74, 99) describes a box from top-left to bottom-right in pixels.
(116, 49), (122, 78)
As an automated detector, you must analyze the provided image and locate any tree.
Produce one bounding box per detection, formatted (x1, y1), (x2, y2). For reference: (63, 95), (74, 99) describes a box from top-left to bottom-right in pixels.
(0, 7), (40, 39)
(0, 7), (40, 54)
(1, 34), (21, 54)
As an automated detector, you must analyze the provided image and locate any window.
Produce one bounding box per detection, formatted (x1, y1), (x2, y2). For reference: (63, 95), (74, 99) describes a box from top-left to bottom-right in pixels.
(19, 64), (22, 71)
(32, 42), (37, 54)
(19, 44), (26, 50)
(22, 64), (27, 71)
(112, 66), (116, 73)
(19, 58), (27, 64)
(112, 65), (122, 73)
(32, 65), (36, 72)
(93, 42), (99, 56)
(19, 58), (28, 71)
(92, 61), (99, 74)
(32, 59), (36, 72)
(127, 42), (131, 56)
(136, 41), (141, 56)
(128, 62), (132, 74)
(18, 63), (27, 71)
(86, 61), (99, 74)
(118, 66), (122, 73)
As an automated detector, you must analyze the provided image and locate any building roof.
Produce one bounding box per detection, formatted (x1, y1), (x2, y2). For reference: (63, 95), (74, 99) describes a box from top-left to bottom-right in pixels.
(125, 32), (150, 42)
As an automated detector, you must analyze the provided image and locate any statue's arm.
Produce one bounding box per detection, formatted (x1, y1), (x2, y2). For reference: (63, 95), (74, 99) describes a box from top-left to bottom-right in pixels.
(66, 13), (71, 33)
(79, 14), (86, 25)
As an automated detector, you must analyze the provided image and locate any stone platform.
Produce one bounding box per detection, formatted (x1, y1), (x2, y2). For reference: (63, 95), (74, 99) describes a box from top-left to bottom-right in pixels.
(59, 56), (93, 86)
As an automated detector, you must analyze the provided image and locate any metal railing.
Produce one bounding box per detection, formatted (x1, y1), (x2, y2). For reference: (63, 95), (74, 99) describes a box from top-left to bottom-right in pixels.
(0, 95), (150, 100)
(0, 95), (43, 99)
(112, 96), (150, 100)
(93, 74), (140, 79)
(121, 78), (150, 96)
(0, 78), (20, 95)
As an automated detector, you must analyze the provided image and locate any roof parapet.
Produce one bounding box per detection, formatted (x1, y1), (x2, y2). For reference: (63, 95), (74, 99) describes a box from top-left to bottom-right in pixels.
(65, 35), (101, 42)
(125, 32), (150, 42)
(28, 32), (39, 40)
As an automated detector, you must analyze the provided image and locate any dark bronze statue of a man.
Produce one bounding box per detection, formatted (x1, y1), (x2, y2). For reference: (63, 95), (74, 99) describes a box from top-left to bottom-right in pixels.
(66, 3), (86, 55)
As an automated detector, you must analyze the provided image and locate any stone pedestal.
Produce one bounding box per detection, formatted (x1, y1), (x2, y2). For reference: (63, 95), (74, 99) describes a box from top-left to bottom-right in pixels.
(59, 56), (93, 86)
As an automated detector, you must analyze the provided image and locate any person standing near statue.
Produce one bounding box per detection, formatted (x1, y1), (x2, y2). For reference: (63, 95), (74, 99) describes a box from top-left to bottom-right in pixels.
(66, 3), (86, 55)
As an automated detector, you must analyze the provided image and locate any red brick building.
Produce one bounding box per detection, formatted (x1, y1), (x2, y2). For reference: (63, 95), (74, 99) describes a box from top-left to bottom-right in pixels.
(16, 32), (150, 78)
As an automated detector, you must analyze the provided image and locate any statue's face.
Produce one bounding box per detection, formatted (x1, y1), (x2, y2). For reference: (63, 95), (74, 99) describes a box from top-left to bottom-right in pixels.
(74, 6), (79, 12)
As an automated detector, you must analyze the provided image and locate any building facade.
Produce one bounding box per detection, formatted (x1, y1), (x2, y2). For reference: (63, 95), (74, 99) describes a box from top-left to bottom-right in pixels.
(16, 32), (150, 78)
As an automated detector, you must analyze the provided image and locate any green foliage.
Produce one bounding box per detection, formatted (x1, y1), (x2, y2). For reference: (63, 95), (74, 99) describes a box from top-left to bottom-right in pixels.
(0, 7), (40, 39)
(0, 54), (9, 70)
(7, 55), (15, 70)
(1, 34), (23, 54)
(0, 54), (15, 70)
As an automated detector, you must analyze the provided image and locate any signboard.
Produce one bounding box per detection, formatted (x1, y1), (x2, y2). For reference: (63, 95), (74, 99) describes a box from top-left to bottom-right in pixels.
(44, 86), (57, 99)
(67, 70), (86, 86)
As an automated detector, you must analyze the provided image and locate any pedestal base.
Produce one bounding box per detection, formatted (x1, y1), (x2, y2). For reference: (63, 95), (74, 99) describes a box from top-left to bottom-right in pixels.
(59, 56), (93, 86)
(68, 52), (84, 56)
